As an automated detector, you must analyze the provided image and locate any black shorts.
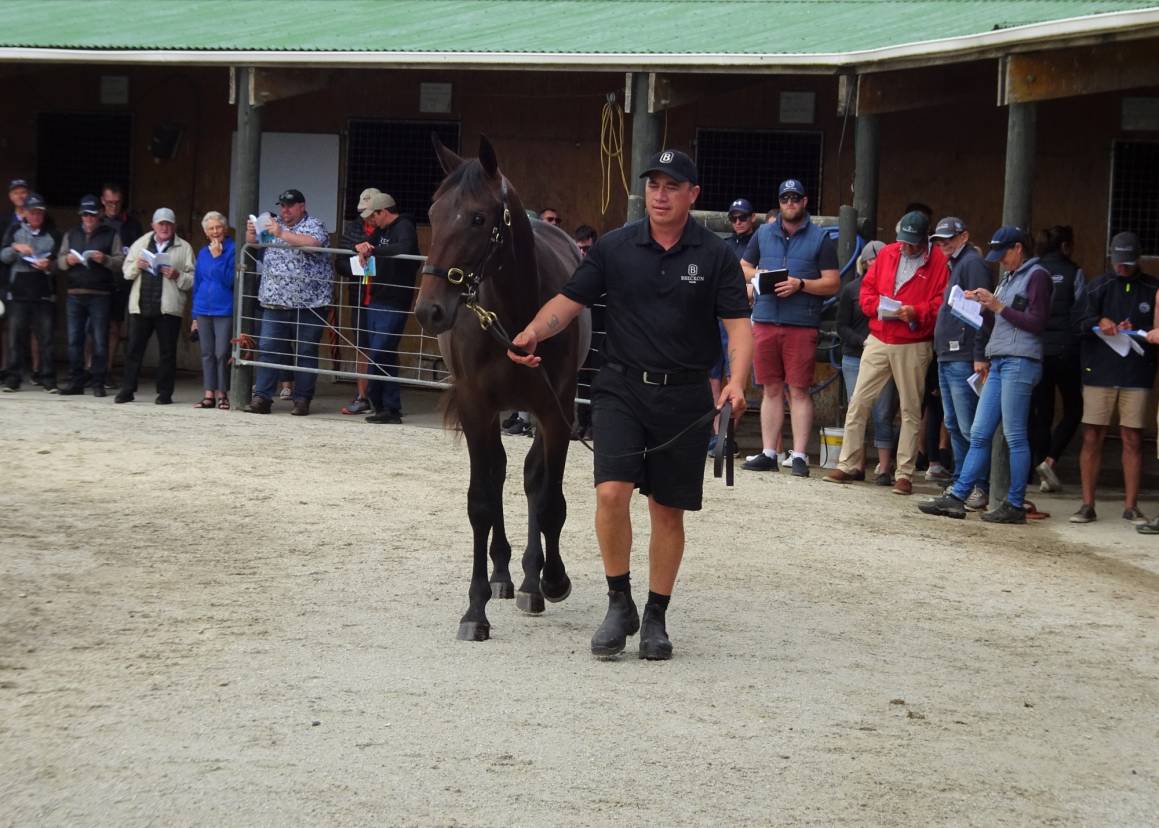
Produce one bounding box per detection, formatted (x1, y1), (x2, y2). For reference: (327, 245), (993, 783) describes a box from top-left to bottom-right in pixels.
(591, 366), (714, 511)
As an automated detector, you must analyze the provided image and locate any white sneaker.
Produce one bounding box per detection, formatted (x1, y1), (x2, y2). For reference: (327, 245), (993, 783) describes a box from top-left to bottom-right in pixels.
(964, 487), (989, 511)
(1037, 461), (1062, 493)
(778, 451), (792, 469)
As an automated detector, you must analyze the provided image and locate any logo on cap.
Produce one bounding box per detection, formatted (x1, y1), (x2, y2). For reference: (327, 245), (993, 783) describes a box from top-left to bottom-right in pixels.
(659, 151), (674, 164)
(1142, 302), (1151, 314)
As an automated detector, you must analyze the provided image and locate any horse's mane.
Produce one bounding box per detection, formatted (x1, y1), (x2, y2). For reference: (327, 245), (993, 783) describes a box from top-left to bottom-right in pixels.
(433, 159), (499, 203)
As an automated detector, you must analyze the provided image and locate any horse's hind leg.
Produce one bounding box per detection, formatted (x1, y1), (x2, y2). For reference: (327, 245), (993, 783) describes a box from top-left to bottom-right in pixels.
(515, 429), (546, 615)
(457, 419), (503, 641)
(488, 431), (515, 600)
(536, 407), (572, 604)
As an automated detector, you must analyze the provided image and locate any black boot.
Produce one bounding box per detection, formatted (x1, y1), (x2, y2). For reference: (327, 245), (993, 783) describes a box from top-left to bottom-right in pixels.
(638, 605), (673, 660)
(590, 590), (639, 657)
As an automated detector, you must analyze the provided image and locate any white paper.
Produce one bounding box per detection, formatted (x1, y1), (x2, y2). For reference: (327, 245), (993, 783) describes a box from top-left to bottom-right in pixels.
(948, 284), (984, 330)
(967, 371), (984, 397)
(349, 255), (375, 278)
(21, 254), (46, 265)
(69, 248), (101, 268)
(1092, 327), (1146, 357)
(878, 296), (902, 320)
(139, 249), (170, 275)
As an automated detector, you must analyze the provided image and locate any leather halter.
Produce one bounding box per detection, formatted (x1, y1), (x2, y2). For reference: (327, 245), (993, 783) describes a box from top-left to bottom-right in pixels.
(420, 181), (513, 325)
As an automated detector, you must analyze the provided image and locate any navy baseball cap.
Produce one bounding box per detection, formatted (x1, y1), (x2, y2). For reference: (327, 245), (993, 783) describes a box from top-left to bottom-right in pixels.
(985, 225), (1025, 262)
(78, 194), (101, 215)
(276, 188), (305, 205)
(930, 217), (965, 239)
(778, 179), (806, 198)
(728, 198), (754, 216)
(8, 178), (29, 192)
(639, 149), (698, 185)
(896, 210), (930, 245)
(23, 192), (46, 210)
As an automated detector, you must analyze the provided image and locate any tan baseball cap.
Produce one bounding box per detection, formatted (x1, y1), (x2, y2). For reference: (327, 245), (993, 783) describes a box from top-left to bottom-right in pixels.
(360, 192), (397, 219)
(357, 188), (382, 211)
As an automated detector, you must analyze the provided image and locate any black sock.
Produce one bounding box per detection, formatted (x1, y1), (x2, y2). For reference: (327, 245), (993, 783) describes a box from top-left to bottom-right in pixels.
(607, 572), (631, 593)
(646, 591), (670, 614)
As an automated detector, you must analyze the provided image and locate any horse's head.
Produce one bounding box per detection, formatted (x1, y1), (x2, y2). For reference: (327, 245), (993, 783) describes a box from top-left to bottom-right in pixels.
(415, 134), (511, 335)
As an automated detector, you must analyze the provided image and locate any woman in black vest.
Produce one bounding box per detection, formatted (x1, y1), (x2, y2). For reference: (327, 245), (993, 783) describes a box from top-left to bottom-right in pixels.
(1030, 226), (1086, 492)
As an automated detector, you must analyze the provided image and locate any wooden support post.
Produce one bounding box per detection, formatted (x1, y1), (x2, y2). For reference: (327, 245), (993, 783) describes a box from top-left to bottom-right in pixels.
(852, 113), (879, 241)
(626, 71), (663, 224)
(838, 205), (859, 282)
(229, 66), (262, 405)
(989, 100), (1037, 503)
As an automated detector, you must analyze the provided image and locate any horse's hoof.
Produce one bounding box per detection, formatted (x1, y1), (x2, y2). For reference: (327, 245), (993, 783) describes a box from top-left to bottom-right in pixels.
(490, 581), (514, 600)
(515, 590), (545, 615)
(542, 576), (572, 604)
(457, 621), (491, 641)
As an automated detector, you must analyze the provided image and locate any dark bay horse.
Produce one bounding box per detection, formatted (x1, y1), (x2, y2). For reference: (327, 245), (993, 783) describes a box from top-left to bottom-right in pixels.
(414, 135), (592, 642)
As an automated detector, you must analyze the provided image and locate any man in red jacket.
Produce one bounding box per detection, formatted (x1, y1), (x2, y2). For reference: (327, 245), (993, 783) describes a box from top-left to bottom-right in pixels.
(824, 211), (948, 494)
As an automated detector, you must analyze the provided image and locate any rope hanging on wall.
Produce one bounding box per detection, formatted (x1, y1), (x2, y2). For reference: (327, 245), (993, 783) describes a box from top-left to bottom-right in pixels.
(599, 95), (630, 215)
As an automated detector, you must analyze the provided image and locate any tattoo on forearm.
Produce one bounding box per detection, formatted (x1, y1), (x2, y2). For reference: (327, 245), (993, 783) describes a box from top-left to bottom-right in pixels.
(546, 314), (561, 332)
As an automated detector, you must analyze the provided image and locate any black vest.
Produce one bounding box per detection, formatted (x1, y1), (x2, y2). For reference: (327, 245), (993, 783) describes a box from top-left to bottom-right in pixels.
(65, 223), (118, 292)
(1039, 251), (1083, 356)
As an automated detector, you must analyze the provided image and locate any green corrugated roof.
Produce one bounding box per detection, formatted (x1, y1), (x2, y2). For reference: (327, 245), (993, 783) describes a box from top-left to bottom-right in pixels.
(3, 0), (1158, 55)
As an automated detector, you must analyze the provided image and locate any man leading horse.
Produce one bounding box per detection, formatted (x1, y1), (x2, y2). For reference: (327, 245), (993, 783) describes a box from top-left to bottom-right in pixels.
(508, 149), (753, 660)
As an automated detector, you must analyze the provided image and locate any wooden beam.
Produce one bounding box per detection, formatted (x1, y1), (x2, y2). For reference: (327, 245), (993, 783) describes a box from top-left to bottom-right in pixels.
(1002, 39), (1159, 105)
(857, 62), (995, 116)
(249, 67), (332, 107)
(648, 73), (760, 113)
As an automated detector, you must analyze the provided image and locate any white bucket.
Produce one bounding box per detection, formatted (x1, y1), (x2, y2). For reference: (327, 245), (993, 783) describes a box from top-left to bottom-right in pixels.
(819, 427), (844, 469)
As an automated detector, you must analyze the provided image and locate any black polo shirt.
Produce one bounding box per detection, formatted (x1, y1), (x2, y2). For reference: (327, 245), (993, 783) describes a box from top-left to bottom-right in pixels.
(561, 217), (749, 372)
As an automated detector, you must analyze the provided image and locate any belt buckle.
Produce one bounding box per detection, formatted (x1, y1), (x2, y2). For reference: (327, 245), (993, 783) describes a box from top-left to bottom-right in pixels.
(642, 370), (666, 386)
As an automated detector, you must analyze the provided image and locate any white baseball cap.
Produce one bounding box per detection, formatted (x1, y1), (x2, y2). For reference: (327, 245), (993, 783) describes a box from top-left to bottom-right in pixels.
(152, 207), (176, 224)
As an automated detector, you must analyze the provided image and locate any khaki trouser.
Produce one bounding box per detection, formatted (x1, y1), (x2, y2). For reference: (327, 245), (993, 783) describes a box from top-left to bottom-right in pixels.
(837, 335), (933, 480)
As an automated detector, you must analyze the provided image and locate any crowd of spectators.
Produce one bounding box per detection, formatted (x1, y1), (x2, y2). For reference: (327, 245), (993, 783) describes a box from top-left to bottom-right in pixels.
(4, 173), (1158, 531)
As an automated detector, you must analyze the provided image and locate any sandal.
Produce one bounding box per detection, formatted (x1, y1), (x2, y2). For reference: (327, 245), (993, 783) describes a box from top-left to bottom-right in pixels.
(217, 395), (230, 411)
(193, 396), (216, 409)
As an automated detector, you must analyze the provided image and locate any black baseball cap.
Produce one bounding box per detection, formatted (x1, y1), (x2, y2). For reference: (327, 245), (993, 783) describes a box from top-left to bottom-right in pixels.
(276, 188), (305, 205)
(78, 194), (101, 215)
(896, 210), (930, 245)
(8, 178), (29, 192)
(639, 149), (698, 185)
(23, 193), (46, 210)
(1110, 231), (1140, 266)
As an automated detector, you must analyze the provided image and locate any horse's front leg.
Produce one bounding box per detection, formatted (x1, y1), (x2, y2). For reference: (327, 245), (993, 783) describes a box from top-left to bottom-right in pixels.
(457, 419), (504, 641)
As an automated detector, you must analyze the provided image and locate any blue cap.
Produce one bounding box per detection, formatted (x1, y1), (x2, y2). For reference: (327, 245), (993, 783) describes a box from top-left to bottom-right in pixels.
(78, 194), (101, 214)
(728, 198), (753, 216)
(985, 225), (1024, 262)
(23, 192), (46, 210)
(778, 179), (806, 198)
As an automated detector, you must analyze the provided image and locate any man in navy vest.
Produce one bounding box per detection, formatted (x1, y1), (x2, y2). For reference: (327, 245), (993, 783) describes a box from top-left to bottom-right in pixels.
(739, 179), (840, 477)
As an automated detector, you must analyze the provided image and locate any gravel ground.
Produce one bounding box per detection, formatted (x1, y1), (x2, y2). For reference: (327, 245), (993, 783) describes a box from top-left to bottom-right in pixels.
(2, 386), (1158, 827)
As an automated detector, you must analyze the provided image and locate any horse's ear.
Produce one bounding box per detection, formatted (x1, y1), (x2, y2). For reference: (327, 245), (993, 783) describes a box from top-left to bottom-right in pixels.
(432, 133), (464, 174)
(478, 135), (499, 178)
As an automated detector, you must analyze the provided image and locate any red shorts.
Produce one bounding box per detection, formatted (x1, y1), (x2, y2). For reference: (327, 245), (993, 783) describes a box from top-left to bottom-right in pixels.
(753, 323), (818, 389)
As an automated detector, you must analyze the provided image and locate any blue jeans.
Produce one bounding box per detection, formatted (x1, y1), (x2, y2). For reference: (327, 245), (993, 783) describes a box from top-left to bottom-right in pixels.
(951, 356), (1042, 508)
(66, 293), (111, 387)
(365, 302), (409, 413)
(254, 306), (329, 402)
(841, 354), (897, 450)
(939, 360), (988, 492)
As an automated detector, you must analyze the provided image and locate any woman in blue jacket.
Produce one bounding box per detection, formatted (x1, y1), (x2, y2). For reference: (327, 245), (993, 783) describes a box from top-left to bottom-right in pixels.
(191, 211), (235, 409)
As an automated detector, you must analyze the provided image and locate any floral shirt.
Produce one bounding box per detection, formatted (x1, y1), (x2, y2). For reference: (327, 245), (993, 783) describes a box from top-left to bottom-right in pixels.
(257, 213), (332, 308)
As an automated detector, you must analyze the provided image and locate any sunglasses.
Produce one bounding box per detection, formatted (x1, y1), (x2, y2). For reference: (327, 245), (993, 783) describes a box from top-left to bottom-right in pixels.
(778, 194), (803, 204)
(728, 214), (752, 223)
